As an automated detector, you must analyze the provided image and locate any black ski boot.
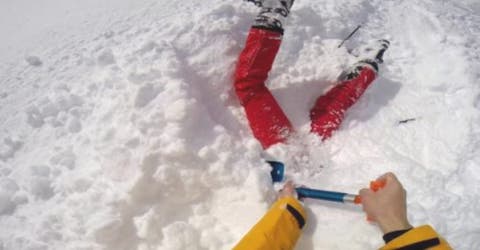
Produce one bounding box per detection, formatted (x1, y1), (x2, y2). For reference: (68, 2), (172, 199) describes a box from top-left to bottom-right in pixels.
(244, 0), (264, 7)
(339, 39), (390, 81)
(252, 0), (295, 34)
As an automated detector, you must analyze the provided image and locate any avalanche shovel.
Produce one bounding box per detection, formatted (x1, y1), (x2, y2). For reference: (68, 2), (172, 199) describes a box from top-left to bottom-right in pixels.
(268, 161), (385, 205)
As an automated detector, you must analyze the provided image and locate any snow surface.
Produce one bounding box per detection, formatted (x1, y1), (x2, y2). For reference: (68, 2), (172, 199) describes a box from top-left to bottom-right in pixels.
(1, 0), (480, 249)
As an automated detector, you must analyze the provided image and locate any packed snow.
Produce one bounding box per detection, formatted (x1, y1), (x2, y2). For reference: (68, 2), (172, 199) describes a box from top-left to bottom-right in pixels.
(1, 0), (480, 249)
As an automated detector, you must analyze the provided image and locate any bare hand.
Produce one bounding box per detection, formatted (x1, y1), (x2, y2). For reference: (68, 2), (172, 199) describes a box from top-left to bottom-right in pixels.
(359, 172), (412, 234)
(278, 180), (296, 199)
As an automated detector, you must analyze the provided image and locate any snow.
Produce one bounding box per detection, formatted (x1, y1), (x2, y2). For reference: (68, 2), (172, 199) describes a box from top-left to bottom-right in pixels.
(0, 0), (479, 249)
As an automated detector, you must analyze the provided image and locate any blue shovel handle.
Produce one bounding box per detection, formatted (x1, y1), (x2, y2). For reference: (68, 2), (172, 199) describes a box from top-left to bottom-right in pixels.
(295, 187), (358, 204)
(268, 161), (359, 204)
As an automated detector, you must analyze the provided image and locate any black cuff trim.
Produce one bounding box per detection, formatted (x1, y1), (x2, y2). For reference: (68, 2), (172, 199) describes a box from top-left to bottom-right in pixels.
(286, 204), (305, 229)
(383, 229), (412, 243)
(359, 59), (379, 72)
(251, 25), (284, 35)
(397, 238), (441, 250)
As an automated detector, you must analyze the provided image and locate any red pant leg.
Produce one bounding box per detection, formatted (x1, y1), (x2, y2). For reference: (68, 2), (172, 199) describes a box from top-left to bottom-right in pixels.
(310, 67), (377, 139)
(234, 28), (293, 149)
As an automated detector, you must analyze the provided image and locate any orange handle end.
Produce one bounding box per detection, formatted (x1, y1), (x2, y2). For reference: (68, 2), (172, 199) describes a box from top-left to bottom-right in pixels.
(354, 195), (362, 204)
(370, 180), (386, 192)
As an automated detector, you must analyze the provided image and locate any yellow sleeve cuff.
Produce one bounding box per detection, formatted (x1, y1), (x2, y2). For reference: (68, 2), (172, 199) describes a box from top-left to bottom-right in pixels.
(274, 196), (307, 227)
(381, 225), (452, 250)
(233, 196), (306, 250)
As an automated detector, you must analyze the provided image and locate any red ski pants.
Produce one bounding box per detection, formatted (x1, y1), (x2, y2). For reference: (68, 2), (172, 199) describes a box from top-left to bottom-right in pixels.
(234, 28), (376, 149)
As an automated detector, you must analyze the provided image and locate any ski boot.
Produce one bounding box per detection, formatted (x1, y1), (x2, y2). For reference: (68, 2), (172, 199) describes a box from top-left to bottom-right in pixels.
(339, 39), (390, 81)
(253, 0), (295, 34)
(244, 0), (264, 7)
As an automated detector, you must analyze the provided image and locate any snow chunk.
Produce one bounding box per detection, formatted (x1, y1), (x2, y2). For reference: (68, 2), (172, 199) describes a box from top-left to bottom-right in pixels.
(0, 192), (16, 215)
(164, 99), (189, 122)
(134, 83), (160, 108)
(30, 177), (54, 200)
(103, 30), (115, 39)
(67, 117), (82, 133)
(25, 94), (84, 129)
(0, 178), (19, 193)
(26, 106), (45, 128)
(97, 49), (116, 65)
(0, 165), (11, 176)
(25, 56), (43, 66)
(101, 147), (136, 181)
(136, 41), (158, 55)
(0, 178), (19, 215)
(30, 165), (51, 177)
(49, 149), (76, 170)
(93, 218), (124, 245)
(133, 208), (160, 241)
(161, 222), (201, 250)
(0, 137), (23, 162)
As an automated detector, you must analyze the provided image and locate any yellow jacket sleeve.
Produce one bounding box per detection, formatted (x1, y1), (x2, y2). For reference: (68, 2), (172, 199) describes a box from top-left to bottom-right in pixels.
(381, 225), (452, 250)
(233, 197), (307, 250)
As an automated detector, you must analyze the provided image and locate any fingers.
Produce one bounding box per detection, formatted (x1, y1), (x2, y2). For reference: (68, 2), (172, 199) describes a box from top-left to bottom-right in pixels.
(359, 188), (372, 197)
(359, 188), (374, 203)
(284, 180), (294, 190)
(377, 172), (401, 188)
(278, 180), (296, 198)
(377, 172), (393, 181)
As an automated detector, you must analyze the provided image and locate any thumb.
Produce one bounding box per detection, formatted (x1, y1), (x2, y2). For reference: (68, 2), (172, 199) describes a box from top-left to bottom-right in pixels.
(359, 188), (373, 197)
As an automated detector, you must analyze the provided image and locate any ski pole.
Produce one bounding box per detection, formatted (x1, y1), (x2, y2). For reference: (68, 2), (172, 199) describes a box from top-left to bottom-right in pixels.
(338, 25), (362, 48)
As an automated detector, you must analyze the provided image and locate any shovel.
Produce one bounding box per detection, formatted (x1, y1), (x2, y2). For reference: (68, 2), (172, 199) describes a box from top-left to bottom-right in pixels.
(268, 161), (385, 204)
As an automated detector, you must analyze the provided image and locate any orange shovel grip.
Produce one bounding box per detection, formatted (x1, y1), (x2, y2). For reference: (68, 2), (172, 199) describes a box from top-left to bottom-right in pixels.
(354, 179), (387, 205)
(370, 179), (387, 192)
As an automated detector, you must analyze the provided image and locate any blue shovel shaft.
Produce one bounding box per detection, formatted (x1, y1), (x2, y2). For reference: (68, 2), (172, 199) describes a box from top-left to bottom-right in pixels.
(268, 161), (361, 204)
(295, 187), (358, 204)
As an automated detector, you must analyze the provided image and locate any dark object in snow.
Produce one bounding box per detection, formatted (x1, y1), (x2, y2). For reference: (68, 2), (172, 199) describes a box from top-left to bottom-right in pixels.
(25, 56), (43, 67)
(398, 118), (417, 125)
